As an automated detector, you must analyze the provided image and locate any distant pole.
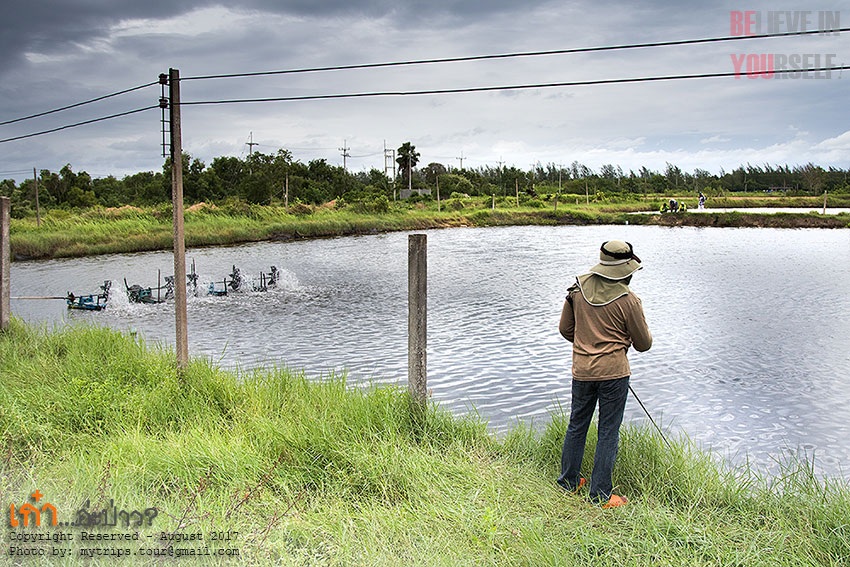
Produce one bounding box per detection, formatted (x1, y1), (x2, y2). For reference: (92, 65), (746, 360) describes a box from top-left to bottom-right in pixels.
(823, 190), (828, 214)
(383, 141), (394, 181)
(0, 197), (10, 332)
(284, 174), (289, 210)
(515, 179), (519, 207)
(408, 234), (427, 406)
(497, 158), (504, 196)
(169, 68), (189, 371)
(246, 131), (258, 155)
(33, 168), (40, 227)
(339, 140), (350, 171)
(436, 177), (441, 212)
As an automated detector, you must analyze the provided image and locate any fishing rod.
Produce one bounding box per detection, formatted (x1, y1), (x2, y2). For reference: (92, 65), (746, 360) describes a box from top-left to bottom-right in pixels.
(629, 384), (673, 450)
(11, 295), (68, 300)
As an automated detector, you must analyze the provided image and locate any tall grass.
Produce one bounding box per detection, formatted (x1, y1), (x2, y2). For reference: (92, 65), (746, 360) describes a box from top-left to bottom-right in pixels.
(1, 320), (848, 565)
(10, 196), (848, 261)
(8, 205), (475, 260)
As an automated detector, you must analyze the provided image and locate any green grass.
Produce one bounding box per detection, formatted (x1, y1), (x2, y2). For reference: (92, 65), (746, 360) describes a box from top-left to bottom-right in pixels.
(1, 320), (848, 565)
(7, 204), (474, 260)
(9, 195), (850, 261)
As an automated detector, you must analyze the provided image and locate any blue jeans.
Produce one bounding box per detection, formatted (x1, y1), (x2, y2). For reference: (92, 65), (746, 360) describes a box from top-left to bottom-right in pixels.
(557, 377), (629, 502)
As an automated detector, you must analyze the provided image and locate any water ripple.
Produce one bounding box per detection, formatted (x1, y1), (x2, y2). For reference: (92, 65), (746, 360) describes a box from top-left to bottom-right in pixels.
(9, 226), (850, 478)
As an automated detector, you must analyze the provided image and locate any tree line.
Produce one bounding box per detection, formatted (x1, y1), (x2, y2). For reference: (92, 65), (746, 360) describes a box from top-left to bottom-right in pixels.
(1, 143), (848, 217)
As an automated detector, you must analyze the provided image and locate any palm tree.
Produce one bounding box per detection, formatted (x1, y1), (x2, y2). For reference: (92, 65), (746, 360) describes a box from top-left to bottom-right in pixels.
(396, 142), (420, 193)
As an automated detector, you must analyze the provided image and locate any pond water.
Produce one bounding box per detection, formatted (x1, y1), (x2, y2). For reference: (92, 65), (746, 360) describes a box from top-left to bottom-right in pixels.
(691, 207), (850, 215)
(9, 225), (850, 479)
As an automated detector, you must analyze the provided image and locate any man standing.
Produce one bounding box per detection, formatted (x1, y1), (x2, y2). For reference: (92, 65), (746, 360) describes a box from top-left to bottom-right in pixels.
(557, 240), (652, 508)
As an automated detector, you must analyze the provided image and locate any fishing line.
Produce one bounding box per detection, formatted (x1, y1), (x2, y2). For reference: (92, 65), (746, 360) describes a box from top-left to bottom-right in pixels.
(629, 384), (673, 449)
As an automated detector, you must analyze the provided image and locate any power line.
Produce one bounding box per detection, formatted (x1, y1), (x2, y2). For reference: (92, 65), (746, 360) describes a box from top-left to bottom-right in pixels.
(2, 27), (845, 144)
(0, 81), (158, 127)
(2, 63), (846, 146)
(1, 27), (847, 147)
(0, 105), (159, 144)
(180, 28), (850, 82)
(180, 66), (850, 107)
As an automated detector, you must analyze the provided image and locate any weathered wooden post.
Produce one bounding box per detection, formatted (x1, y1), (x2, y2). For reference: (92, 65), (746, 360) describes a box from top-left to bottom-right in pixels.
(0, 197), (10, 332)
(408, 234), (427, 407)
(169, 68), (189, 371)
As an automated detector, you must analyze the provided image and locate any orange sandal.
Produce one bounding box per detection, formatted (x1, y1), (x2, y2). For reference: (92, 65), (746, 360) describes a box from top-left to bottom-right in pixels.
(601, 494), (628, 509)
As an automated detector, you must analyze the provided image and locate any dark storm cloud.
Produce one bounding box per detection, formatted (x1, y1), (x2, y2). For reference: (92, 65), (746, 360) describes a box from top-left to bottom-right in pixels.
(241, 0), (543, 20)
(0, 0), (551, 74)
(0, 1), (176, 73)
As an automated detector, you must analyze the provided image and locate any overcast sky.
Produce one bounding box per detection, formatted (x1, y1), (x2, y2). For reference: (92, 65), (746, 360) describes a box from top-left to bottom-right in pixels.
(0, 0), (848, 183)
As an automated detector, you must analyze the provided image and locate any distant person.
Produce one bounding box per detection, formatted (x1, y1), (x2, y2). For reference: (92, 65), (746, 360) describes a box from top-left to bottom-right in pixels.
(698, 192), (706, 209)
(556, 240), (652, 508)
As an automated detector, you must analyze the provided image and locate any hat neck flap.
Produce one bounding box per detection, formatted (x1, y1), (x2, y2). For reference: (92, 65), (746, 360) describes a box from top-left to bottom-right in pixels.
(576, 273), (630, 306)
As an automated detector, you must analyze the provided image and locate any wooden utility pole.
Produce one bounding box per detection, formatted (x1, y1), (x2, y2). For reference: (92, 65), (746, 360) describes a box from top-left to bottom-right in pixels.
(408, 234), (427, 406)
(0, 197), (10, 332)
(169, 68), (189, 371)
(33, 168), (40, 227)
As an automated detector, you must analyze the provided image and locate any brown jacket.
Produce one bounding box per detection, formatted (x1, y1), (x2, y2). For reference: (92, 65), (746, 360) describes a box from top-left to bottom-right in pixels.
(559, 280), (652, 381)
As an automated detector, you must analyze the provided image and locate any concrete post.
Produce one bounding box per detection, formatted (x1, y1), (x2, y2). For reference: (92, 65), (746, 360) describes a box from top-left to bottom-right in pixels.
(33, 168), (40, 227)
(170, 68), (189, 371)
(408, 234), (427, 405)
(0, 197), (10, 332)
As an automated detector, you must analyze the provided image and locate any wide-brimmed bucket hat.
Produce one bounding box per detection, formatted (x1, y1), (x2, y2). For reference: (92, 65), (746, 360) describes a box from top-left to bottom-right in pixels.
(587, 240), (642, 280)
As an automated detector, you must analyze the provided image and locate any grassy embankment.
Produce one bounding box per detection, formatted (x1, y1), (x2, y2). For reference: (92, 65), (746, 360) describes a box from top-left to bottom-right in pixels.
(2, 320), (848, 566)
(8, 194), (850, 261)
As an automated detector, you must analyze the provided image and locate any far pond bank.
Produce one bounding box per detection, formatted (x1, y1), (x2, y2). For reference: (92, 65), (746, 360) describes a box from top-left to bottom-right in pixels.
(8, 200), (850, 261)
